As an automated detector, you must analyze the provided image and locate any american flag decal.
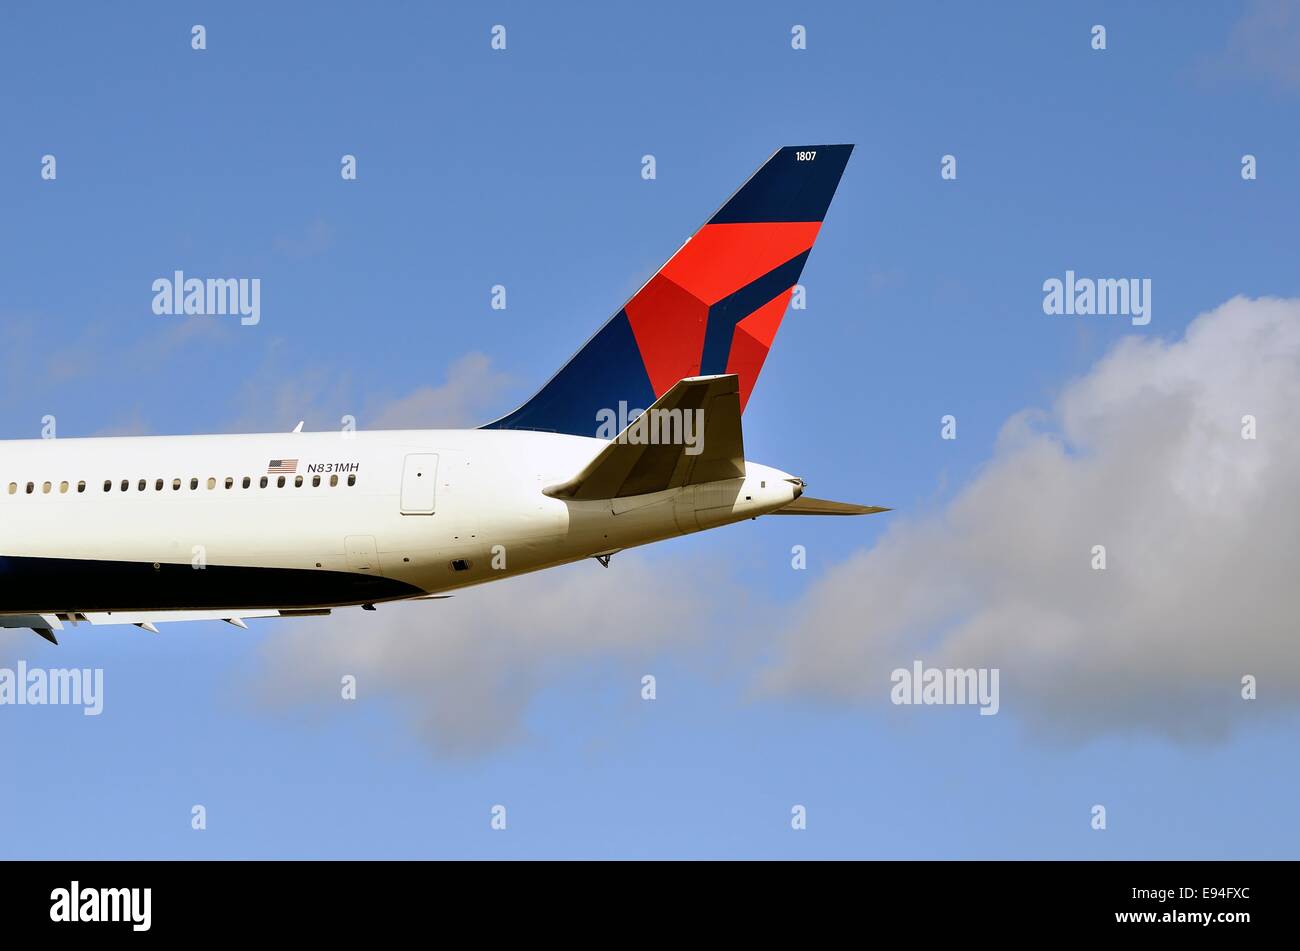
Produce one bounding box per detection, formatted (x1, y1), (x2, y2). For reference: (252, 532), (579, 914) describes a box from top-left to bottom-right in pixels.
(268, 459), (298, 474)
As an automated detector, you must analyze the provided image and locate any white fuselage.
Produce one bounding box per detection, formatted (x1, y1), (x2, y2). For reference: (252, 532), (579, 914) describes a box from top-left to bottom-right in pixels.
(0, 429), (798, 615)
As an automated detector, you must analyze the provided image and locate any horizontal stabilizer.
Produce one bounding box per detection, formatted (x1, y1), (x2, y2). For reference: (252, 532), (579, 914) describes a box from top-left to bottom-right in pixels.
(770, 496), (891, 516)
(545, 375), (745, 501)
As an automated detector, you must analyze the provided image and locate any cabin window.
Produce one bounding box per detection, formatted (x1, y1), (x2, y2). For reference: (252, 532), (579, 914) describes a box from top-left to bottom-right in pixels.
(207, 477), (216, 490)
(26, 482), (34, 494)
(59, 481), (69, 494)
(103, 480), (111, 492)
(260, 476), (268, 488)
(120, 480), (129, 492)
(347, 474), (356, 487)
(312, 475), (321, 487)
(155, 479), (164, 491)
(137, 479), (146, 491)
(330, 474), (338, 487)
(7, 483), (16, 495)
(190, 477), (198, 490)
(294, 475), (303, 488)
(170, 478), (180, 491)
(243, 476), (251, 489)
(450, 558), (472, 572)
(77, 481), (85, 493)
(225, 477), (234, 489)
(42, 482), (51, 494)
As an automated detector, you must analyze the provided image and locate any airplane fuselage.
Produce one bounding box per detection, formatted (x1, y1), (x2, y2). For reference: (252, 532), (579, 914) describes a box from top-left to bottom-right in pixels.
(0, 430), (798, 615)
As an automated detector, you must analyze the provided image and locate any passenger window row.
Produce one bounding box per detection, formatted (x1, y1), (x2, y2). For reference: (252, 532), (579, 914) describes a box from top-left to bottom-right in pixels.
(7, 473), (357, 495)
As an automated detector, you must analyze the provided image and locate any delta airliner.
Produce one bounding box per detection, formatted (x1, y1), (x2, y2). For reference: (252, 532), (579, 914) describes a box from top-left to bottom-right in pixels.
(0, 145), (884, 644)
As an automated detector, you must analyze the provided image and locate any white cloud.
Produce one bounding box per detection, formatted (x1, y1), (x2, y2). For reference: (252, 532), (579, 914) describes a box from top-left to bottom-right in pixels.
(368, 352), (512, 430)
(223, 350), (511, 434)
(247, 555), (728, 756)
(0, 311), (232, 437)
(760, 297), (1300, 743)
(1203, 0), (1300, 92)
(272, 217), (336, 259)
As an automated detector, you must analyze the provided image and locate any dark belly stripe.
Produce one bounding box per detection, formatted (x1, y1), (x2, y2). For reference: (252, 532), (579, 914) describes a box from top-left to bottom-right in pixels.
(0, 555), (423, 614)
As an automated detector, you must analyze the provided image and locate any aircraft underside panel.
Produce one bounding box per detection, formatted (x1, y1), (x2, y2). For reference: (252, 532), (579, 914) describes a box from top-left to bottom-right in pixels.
(0, 554), (422, 615)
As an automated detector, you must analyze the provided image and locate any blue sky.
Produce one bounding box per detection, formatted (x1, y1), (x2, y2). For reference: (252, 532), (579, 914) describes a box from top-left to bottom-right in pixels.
(2, 1), (1299, 858)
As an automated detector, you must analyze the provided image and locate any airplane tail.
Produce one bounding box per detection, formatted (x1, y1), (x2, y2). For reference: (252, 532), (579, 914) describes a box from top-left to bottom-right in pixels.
(482, 145), (854, 437)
